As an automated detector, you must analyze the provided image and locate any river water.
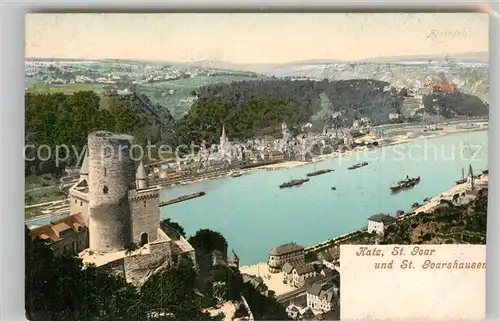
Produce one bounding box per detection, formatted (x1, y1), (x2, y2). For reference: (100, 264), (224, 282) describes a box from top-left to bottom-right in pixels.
(27, 131), (488, 265)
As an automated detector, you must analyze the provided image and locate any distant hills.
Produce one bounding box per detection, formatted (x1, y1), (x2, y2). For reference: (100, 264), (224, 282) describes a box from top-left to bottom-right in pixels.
(26, 51), (488, 73)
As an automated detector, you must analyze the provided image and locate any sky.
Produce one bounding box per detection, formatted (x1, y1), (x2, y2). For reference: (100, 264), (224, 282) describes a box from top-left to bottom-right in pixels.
(25, 13), (489, 63)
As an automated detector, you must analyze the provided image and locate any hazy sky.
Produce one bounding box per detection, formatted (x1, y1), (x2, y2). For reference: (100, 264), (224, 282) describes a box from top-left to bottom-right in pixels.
(25, 13), (489, 63)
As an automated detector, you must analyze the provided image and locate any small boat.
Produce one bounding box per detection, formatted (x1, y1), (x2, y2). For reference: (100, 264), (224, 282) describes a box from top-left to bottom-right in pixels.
(456, 168), (466, 184)
(279, 178), (310, 189)
(231, 171), (243, 178)
(347, 161), (369, 170)
(306, 169), (334, 177)
(331, 187), (336, 191)
(390, 176), (421, 192)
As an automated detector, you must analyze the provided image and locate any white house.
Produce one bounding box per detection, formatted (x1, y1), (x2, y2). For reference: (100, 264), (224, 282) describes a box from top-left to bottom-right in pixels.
(290, 263), (317, 288)
(367, 214), (397, 235)
(306, 280), (339, 314)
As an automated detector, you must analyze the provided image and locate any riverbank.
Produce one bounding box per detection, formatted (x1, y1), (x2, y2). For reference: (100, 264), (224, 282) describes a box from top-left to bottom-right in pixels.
(311, 121), (488, 164)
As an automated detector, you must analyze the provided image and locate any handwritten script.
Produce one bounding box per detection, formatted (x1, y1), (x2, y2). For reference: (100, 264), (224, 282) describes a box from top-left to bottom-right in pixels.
(341, 245), (486, 320)
(355, 245), (486, 270)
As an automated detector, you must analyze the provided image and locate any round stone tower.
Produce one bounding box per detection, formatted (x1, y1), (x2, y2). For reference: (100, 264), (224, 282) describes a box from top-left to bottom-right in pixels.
(87, 131), (137, 253)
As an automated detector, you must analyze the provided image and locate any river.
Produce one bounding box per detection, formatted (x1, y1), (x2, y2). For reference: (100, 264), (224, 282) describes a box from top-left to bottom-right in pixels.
(27, 131), (488, 265)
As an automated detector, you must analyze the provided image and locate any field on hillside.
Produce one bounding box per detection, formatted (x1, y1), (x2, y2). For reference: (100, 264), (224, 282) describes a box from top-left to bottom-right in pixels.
(26, 83), (107, 94)
(139, 74), (267, 118)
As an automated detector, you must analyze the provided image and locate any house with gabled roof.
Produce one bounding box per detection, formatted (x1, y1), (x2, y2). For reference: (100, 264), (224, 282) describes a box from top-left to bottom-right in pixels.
(367, 214), (396, 235)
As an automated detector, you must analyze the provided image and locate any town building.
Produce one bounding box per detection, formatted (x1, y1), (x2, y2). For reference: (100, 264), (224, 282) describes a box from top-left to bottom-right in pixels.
(269, 150), (285, 161)
(29, 213), (88, 255)
(306, 278), (340, 315)
(367, 214), (397, 235)
(268, 243), (306, 273)
(431, 82), (457, 94)
(31, 131), (197, 287)
(290, 263), (318, 288)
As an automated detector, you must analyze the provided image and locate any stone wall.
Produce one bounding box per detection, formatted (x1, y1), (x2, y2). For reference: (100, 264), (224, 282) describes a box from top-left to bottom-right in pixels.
(123, 240), (173, 287)
(69, 195), (89, 223)
(52, 228), (88, 256)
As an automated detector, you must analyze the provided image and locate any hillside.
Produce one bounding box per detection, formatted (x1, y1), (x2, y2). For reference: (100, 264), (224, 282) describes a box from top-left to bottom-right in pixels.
(24, 91), (172, 177)
(263, 63), (489, 102)
(381, 188), (488, 245)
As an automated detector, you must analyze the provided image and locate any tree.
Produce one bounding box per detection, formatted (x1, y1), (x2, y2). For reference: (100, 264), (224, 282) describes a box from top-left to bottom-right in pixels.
(25, 225), (144, 321)
(188, 229), (228, 255)
(140, 255), (201, 320)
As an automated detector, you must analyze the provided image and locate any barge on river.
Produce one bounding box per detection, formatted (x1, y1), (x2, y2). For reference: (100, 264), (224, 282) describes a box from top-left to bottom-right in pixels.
(347, 161), (369, 170)
(279, 178), (310, 189)
(159, 192), (206, 207)
(306, 169), (334, 177)
(390, 176), (421, 192)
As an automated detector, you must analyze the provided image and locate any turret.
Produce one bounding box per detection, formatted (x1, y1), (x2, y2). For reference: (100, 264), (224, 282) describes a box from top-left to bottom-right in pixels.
(228, 249), (240, 269)
(136, 161), (149, 190)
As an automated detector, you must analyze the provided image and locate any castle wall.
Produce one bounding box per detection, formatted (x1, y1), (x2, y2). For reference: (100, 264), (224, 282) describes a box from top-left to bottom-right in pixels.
(87, 131), (137, 253)
(52, 228), (88, 256)
(123, 240), (173, 286)
(129, 188), (161, 245)
(69, 195), (89, 224)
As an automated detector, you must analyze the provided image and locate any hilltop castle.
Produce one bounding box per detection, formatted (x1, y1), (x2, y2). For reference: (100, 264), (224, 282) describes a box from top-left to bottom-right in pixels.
(31, 131), (195, 286)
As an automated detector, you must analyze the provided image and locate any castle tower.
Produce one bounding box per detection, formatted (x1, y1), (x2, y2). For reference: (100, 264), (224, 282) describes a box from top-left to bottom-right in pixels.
(228, 250), (240, 269)
(135, 161), (149, 190)
(79, 152), (89, 180)
(466, 164), (475, 191)
(87, 131), (136, 253)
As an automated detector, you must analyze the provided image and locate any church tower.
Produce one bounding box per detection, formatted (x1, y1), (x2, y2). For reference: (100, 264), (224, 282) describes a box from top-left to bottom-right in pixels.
(466, 164), (475, 191)
(220, 124), (227, 157)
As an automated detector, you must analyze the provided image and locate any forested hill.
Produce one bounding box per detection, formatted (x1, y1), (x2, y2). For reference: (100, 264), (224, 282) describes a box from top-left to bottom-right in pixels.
(174, 78), (406, 145)
(25, 78), (489, 175)
(25, 91), (175, 176)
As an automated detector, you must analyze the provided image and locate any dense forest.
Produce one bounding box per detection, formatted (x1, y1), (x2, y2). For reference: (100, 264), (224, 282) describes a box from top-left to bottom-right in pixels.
(174, 78), (406, 145)
(26, 225), (289, 321)
(421, 91), (489, 118)
(25, 91), (174, 177)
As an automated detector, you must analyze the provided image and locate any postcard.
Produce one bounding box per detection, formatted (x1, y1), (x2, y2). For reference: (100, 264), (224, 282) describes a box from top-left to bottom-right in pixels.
(25, 13), (489, 321)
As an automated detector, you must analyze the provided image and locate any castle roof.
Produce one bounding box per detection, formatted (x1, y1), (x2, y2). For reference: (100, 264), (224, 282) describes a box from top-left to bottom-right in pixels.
(79, 153), (89, 175)
(29, 213), (86, 242)
(136, 161), (148, 180)
(368, 214), (396, 224)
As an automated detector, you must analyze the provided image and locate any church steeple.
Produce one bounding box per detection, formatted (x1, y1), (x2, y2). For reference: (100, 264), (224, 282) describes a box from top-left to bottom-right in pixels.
(466, 164), (474, 190)
(221, 124), (226, 140)
(220, 124), (228, 158)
